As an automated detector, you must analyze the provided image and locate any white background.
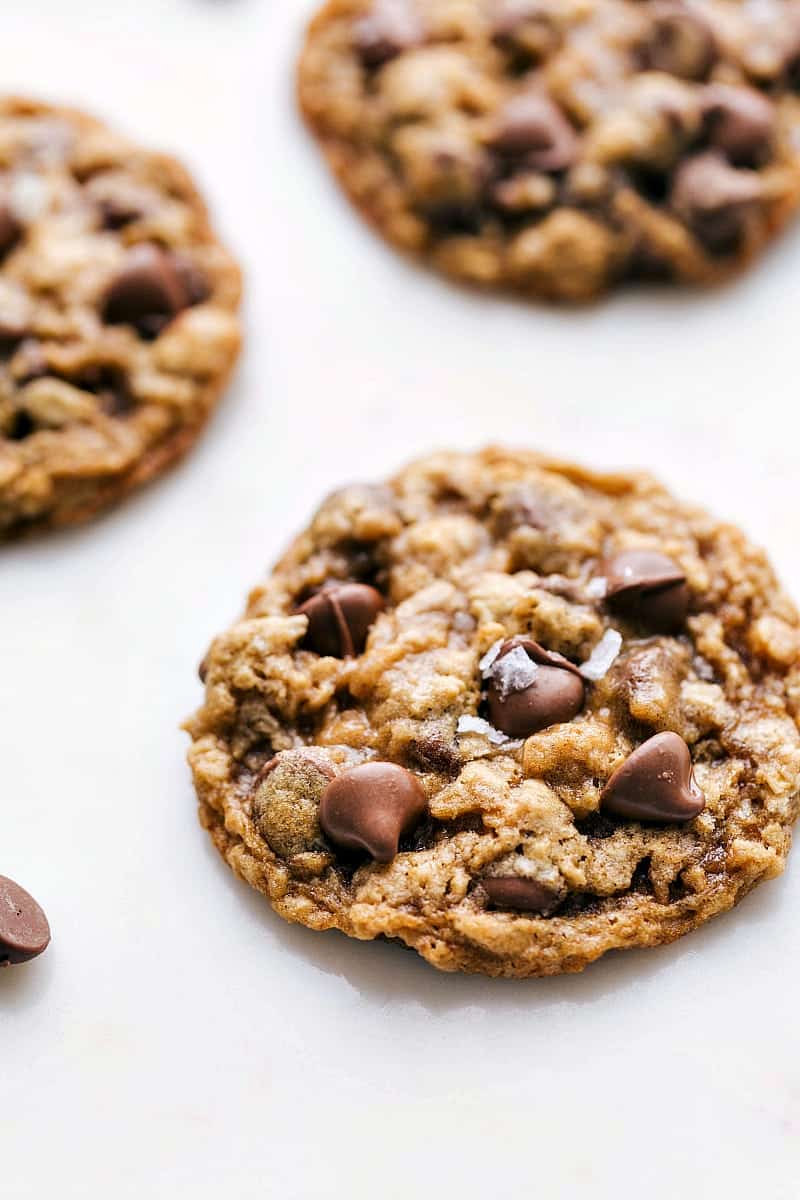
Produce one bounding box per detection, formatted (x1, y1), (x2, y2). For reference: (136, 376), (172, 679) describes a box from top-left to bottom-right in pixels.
(2, 2), (799, 1196)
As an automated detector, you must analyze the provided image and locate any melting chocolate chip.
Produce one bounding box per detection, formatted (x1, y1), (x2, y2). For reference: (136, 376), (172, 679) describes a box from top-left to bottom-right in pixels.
(671, 152), (762, 251)
(600, 732), (705, 823)
(702, 85), (776, 166)
(353, 0), (423, 68)
(296, 582), (384, 658)
(640, 2), (716, 81)
(601, 549), (689, 632)
(100, 244), (189, 337)
(487, 93), (578, 172)
(0, 202), (21, 259)
(319, 762), (428, 862)
(0, 875), (50, 966)
(482, 876), (560, 913)
(486, 636), (585, 738)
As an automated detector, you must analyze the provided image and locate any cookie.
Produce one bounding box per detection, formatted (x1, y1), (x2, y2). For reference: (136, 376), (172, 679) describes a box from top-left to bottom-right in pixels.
(0, 97), (241, 538)
(186, 449), (800, 978)
(298, 0), (800, 301)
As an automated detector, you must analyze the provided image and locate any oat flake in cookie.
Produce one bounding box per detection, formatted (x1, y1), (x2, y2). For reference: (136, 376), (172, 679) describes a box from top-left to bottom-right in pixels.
(298, 0), (800, 301)
(0, 97), (241, 538)
(186, 449), (800, 978)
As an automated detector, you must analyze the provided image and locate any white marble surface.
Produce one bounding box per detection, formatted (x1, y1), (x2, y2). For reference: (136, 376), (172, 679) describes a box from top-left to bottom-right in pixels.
(2, 2), (799, 1196)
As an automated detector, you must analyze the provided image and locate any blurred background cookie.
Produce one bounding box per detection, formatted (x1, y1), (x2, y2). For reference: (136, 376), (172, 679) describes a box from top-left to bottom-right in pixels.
(0, 97), (241, 539)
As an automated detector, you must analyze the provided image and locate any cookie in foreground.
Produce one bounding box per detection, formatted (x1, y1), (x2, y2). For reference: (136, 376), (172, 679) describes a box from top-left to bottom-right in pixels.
(299, 0), (800, 301)
(186, 449), (800, 977)
(0, 97), (241, 539)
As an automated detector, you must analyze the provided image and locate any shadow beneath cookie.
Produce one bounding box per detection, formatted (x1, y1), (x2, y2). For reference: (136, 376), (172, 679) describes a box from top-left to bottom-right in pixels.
(0, 950), (54, 1005)
(203, 835), (793, 1015)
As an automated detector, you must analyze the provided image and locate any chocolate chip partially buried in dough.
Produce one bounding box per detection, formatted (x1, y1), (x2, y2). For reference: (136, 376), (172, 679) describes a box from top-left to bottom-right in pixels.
(600, 731), (705, 822)
(487, 93), (578, 172)
(319, 762), (427, 862)
(702, 85), (776, 166)
(640, 2), (717, 81)
(482, 876), (560, 914)
(0, 202), (21, 259)
(486, 637), (585, 738)
(0, 875), (51, 966)
(296, 582), (384, 658)
(671, 152), (762, 251)
(100, 244), (189, 337)
(602, 549), (689, 632)
(353, 0), (424, 68)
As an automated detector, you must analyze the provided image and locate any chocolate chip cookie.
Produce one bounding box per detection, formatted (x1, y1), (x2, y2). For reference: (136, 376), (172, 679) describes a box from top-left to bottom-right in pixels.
(299, 0), (800, 300)
(186, 449), (800, 977)
(0, 97), (241, 538)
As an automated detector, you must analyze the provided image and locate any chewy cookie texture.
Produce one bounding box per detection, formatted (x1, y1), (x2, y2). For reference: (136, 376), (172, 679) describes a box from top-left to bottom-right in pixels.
(186, 449), (800, 978)
(299, 0), (800, 300)
(0, 97), (241, 539)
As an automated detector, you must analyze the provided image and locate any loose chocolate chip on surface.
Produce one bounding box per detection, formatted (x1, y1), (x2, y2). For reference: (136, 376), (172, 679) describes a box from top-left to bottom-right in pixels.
(0, 876), (50, 965)
(671, 152), (762, 251)
(702, 85), (776, 166)
(100, 244), (188, 337)
(482, 876), (560, 913)
(354, 0), (423, 67)
(319, 761), (428, 862)
(600, 731), (705, 823)
(0, 202), (21, 258)
(602, 549), (689, 632)
(641, 2), (716, 80)
(486, 636), (585, 738)
(487, 93), (578, 171)
(297, 582), (384, 658)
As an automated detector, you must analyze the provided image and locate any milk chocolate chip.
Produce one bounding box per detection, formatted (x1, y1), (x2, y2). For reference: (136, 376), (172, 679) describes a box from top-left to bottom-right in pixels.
(486, 637), (585, 738)
(641, 2), (716, 81)
(602, 549), (689, 632)
(702, 85), (775, 166)
(354, 0), (423, 67)
(100, 244), (188, 337)
(0, 202), (21, 259)
(487, 93), (578, 171)
(671, 152), (762, 250)
(482, 876), (560, 914)
(0, 876), (50, 966)
(600, 732), (705, 822)
(319, 762), (427, 862)
(297, 582), (384, 658)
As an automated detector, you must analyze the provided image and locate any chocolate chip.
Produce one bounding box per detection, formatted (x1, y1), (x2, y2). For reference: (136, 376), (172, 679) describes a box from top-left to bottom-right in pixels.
(7, 410), (36, 441)
(671, 152), (762, 252)
(319, 762), (428, 862)
(353, 0), (423, 68)
(486, 636), (585, 738)
(487, 93), (578, 171)
(601, 549), (689, 632)
(601, 732), (705, 823)
(702, 85), (775, 166)
(482, 876), (560, 913)
(0, 876), (50, 966)
(296, 582), (384, 658)
(0, 202), (21, 259)
(100, 244), (188, 337)
(640, 2), (716, 81)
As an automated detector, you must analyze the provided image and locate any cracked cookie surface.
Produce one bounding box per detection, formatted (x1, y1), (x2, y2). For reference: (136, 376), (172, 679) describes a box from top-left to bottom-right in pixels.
(186, 448), (800, 977)
(0, 97), (241, 538)
(299, 0), (800, 300)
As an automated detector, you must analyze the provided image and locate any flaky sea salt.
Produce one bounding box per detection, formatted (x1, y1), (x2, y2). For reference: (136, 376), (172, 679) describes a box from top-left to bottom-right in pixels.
(456, 715), (508, 745)
(586, 575), (608, 600)
(489, 645), (538, 699)
(579, 629), (622, 681)
(479, 638), (504, 676)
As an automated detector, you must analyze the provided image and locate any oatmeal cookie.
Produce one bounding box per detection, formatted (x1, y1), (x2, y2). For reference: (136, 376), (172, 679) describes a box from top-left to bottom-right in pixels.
(186, 449), (800, 977)
(0, 97), (241, 538)
(299, 0), (800, 300)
